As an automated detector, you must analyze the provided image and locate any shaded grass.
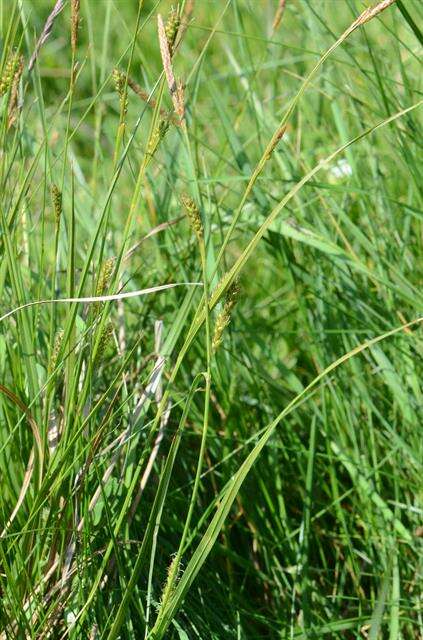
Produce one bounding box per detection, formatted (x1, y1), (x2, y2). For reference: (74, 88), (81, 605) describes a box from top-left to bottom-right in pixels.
(0, 0), (422, 638)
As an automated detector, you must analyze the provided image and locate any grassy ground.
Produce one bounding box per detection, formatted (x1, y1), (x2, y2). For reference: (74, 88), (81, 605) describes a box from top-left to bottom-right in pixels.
(0, 0), (422, 637)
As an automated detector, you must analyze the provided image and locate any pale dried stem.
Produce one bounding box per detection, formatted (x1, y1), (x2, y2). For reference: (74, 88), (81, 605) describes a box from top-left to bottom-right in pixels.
(355, 0), (396, 26)
(272, 0), (286, 33)
(28, 0), (65, 71)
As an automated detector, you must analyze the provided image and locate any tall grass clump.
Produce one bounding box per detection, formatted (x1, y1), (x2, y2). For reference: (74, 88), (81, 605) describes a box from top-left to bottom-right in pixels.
(0, 0), (422, 638)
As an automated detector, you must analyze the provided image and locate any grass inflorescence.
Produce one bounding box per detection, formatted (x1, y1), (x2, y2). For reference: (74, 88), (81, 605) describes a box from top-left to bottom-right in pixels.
(0, 1), (422, 638)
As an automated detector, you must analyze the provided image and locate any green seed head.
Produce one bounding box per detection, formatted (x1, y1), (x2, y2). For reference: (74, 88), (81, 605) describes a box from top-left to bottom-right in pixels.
(212, 279), (240, 352)
(51, 184), (62, 227)
(165, 7), (180, 56)
(96, 257), (116, 297)
(0, 52), (20, 96)
(147, 118), (170, 157)
(225, 280), (241, 311)
(49, 329), (64, 374)
(94, 321), (114, 366)
(112, 68), (128, 117)
(160, 554), (181, 609)
(181, 193), (203, 239)
(91, 257), (116, 319)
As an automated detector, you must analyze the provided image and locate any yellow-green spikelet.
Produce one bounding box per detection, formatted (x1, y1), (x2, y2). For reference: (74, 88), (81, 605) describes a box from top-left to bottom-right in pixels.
(51, 184), (62, 227)
(94, 320), (114, 366)
(147, 118), (170, 157)
(49, 329), (64, 375)
(92, 257), (116, 318)
(212, 280), (240, 352)
(96, 257), (116, 297)
(165, 8), (180, 55)
(0, 52), (20, 96)
(112, 68), (128, 117)
(181, 194), (203, 239)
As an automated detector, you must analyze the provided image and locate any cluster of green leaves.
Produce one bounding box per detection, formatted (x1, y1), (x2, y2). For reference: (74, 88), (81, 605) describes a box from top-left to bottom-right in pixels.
(0, 0), (422, 638)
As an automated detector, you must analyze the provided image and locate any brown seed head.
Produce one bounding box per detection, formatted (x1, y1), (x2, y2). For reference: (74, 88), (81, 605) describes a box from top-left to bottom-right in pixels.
(266, 124), (287, 160)
(71, 0), (80, 54)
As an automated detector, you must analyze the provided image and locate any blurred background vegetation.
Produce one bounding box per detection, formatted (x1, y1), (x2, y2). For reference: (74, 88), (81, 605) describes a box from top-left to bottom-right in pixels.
(0, 0), (422, 637)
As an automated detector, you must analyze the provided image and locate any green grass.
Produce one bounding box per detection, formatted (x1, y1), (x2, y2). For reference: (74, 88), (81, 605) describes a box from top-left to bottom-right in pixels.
(0, 0), (422, 637)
